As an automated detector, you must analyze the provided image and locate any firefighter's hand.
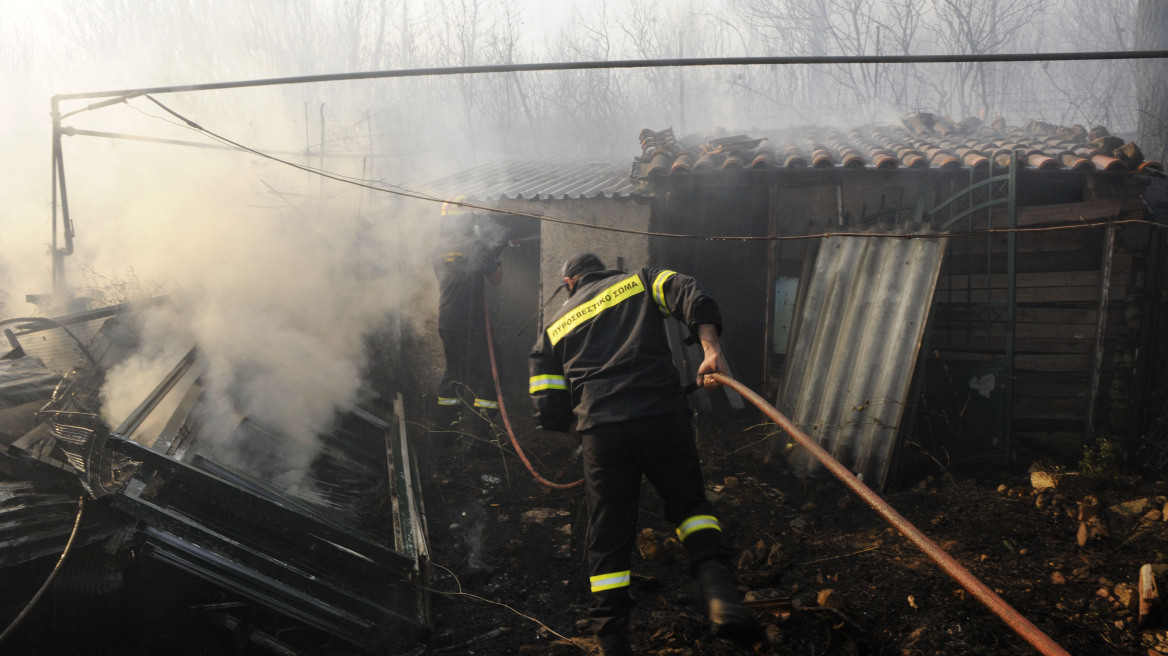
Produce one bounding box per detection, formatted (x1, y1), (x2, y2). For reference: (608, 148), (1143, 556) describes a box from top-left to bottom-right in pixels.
(697, 355), (725, 389)
(696, 323), (727, 389)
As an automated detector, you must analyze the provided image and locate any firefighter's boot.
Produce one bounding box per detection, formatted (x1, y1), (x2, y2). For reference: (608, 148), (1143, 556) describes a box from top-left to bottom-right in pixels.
(430, 401), (459, 448)
(596, 631), (634, 656)
(696, 559), (765, 646)
(470, 404), (502, 451)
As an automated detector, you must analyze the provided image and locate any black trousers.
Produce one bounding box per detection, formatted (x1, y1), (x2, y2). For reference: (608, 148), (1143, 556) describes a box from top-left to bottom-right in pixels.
(437, 327), (495, 407)
(581, 410), (730, 639)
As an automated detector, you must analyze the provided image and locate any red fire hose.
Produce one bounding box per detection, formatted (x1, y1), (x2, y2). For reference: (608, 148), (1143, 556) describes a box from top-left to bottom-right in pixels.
(481, 284), (1069, 654)
(483, 295), (583, 490)
(709, 372), (1071, 656)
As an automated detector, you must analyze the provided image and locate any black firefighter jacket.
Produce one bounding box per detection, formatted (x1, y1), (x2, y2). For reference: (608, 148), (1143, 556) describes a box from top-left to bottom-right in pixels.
(528, 267), (722, 433)
(432, 234), (500, 333)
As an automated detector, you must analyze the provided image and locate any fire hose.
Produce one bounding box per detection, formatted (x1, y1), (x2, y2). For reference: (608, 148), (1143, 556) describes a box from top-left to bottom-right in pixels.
(709, 372), (1071, 656)
(0, 496), (85, 645)
(483, 293), (583, 490)
(481, 286), (1069, 654)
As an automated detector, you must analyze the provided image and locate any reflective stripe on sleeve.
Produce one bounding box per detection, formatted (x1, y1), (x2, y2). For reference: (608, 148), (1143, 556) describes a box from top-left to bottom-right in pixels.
(474, 398), (499, 409)
(676, 514), (721, 542)
(529, 374), (568, 393)
(589, 570), (631, 592)
(437, 397), (460, 406)
(652, 270), (677, 316)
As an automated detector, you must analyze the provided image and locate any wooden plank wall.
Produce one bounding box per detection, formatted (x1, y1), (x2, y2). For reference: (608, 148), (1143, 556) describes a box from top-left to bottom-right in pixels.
(928, 196), (1147, 455)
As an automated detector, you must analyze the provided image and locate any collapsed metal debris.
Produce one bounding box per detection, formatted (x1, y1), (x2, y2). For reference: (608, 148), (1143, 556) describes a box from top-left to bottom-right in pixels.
(0, 301), (431, 653)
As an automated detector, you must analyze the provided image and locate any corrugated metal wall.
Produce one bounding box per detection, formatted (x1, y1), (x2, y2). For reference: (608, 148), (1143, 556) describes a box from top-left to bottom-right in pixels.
(771, 232), (947, 490)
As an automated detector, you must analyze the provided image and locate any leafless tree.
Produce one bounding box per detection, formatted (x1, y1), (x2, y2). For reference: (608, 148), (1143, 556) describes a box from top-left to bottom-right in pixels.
(915, 0), (1052, 118)
(1022, 0), (1136, 132)
(1136, 0), (1168, 163)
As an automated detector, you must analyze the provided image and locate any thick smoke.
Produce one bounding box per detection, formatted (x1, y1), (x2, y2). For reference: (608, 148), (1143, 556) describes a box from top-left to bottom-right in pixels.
(85, 123), (442, 492)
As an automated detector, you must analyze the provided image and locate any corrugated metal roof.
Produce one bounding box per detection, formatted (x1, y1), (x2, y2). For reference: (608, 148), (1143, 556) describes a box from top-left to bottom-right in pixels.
(421, 157), (639, 201)
(772, 230), (948, 491)
(635, 116), (1163, 178)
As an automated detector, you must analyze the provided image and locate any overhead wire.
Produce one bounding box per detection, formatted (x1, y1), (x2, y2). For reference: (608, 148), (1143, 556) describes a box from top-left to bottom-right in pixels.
(114, 95), (1168, 244)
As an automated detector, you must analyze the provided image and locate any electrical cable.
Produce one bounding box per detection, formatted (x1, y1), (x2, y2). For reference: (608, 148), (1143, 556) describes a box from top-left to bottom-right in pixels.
(129, 97), (1168, 244)
(0, 496), (86, 645)
(709, 372), (1071, 656)
(52, 92), (1158, 245)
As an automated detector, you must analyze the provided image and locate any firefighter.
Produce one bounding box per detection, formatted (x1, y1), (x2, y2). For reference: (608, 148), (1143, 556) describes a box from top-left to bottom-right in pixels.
(431, 194), (503, 445)
(528, 253), (764, 655)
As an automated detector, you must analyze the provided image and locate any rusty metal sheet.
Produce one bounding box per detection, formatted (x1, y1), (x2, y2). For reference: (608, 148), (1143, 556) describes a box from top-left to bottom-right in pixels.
(771, 231), (947, 490)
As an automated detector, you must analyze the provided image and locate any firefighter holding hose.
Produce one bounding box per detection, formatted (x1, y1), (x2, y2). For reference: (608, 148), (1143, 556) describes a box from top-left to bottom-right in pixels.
(431, 194), (503, 446)
(528, 253), (764, 655)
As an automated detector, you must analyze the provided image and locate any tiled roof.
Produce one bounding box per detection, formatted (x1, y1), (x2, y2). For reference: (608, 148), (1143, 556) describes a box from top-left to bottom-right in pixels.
(421, 157), (638, 201)
(634, 114), (1163, 178)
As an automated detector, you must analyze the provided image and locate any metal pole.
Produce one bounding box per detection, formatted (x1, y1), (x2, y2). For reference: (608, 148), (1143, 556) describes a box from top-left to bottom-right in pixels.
(1087, 222), (1117, 441)
(1005, 153), (1017, 459)
(52, 51), (1168, 103)
(50, 96), (61, 294)
(50, 98), (75, 298)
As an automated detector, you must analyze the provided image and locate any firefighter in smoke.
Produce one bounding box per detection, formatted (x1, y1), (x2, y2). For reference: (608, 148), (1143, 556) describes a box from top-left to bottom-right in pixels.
(528, 253), (765, 655)
(431, 194), (504, 445)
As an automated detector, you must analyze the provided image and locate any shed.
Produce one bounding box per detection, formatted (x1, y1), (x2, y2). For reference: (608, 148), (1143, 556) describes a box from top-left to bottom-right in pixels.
(629, 117), (1166, 489)
(422, 116), (1168, 490)
(417, 158), (651, 410)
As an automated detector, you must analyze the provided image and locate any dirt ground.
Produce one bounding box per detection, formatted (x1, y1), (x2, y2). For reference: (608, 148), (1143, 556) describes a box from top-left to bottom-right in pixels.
(415, 407), (1168, 656)
(2, 395), (1165, 656)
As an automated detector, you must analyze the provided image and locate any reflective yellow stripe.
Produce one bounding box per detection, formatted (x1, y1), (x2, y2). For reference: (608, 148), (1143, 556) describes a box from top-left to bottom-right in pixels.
(590, 570), (631, 592)
(547, 274), (645, 346)
(652, 270), (677, 316)
(676, 515), (721, 541)
(437, 397), (460, 406)
(529, 374), (567, 393)
(474, 398), (499, 409)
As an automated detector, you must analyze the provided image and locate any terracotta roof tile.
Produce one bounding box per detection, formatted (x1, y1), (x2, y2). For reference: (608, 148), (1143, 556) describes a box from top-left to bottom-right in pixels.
(632, 114), (1160, 179)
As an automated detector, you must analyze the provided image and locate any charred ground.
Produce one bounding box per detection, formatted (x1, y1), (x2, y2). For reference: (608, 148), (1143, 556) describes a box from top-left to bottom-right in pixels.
(3, 404), (1166, 656)
(417, 409), (1168, 656)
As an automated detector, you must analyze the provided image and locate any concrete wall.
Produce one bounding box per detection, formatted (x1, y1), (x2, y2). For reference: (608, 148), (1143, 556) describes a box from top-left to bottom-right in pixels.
(499, 197), (652, 316)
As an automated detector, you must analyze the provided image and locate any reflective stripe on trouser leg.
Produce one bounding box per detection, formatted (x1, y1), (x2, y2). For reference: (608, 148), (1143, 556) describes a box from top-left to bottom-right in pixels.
(582, 429), (640, 640)
(473, 398), (499, 410)
(590, 570), (631, 593)
(588, 571), (632, 642)
(528, 374), (567, 393)
(676, 515), (721, 542)
(437, 397), (460, 406)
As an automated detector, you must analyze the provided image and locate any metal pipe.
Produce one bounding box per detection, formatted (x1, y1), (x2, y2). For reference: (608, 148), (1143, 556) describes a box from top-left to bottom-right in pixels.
(53, 51), (1168, 103)
(709, 372), (1072, 656)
